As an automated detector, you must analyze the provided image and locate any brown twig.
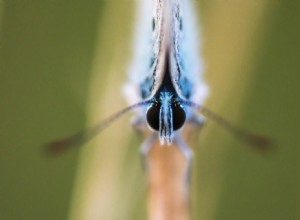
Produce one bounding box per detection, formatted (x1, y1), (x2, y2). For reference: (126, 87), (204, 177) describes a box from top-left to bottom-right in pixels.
(146, 124), (198, 220)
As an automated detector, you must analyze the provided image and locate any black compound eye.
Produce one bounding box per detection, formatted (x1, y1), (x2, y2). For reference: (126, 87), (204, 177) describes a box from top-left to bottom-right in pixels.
(146, 102), (161, 131)
(172, 102), (186, 130)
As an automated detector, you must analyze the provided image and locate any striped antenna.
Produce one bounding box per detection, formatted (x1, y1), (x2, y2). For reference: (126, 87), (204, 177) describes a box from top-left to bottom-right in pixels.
(43, 100), (151, 156)
(182, 100), (274, 152)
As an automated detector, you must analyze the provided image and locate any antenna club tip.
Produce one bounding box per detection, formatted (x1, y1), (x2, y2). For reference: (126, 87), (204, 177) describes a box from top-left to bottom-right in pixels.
(42, 139), (74, 157)
(246, 134), (276, 153)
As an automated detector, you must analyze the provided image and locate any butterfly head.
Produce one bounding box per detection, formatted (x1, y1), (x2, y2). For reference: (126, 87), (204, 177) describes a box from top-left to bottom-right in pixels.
(146, 92), (186, 145)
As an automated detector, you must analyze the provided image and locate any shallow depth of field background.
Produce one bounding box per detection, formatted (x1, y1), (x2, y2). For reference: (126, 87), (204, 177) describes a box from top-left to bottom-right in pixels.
(1, 0), (300, 220)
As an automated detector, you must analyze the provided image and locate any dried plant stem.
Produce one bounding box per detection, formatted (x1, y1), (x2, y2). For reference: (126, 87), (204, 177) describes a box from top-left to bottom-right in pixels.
(147, 125), (196, 220)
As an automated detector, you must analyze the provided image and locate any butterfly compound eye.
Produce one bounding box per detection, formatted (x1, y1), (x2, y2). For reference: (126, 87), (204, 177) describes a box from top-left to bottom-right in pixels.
(146, 102), (160, 131)
(172, 102), (186, 130)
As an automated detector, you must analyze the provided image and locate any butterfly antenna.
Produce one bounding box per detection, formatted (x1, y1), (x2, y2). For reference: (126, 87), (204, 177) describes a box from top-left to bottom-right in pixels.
(43, 101), (151, 156)
(182, 100), (274, 152)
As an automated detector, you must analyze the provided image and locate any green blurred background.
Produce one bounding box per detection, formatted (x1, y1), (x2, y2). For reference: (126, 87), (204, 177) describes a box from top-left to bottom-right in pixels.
(1, 0), (300, 220)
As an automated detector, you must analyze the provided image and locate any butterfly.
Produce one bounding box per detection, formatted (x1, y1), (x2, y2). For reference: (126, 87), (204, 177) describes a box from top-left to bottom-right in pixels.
(45, 0), (272, 159)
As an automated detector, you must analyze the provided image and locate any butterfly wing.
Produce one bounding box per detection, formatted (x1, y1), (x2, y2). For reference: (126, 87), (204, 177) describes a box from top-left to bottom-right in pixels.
(169, 0), (208, 104)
